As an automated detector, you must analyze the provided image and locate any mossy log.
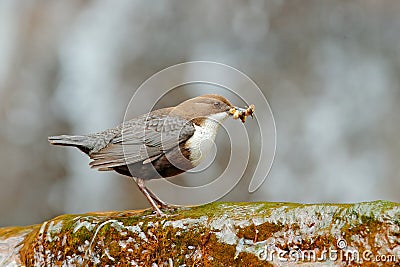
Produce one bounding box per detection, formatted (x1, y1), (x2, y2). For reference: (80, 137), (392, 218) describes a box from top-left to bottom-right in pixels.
(0, 201), (399, 266)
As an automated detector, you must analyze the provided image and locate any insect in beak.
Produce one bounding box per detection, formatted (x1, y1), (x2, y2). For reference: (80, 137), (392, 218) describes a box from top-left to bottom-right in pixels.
(229, 104), (255, 123)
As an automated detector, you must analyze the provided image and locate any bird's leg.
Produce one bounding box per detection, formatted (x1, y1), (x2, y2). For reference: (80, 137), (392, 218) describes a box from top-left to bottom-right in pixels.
(135, 178), (178, 209)
(146, 187), (179, 210)
(135, 177), (165, 216)
(146, 189), (168, 207)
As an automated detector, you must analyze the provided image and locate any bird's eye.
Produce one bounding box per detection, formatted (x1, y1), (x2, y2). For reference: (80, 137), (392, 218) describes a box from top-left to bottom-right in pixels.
(213, 102), (221, 108)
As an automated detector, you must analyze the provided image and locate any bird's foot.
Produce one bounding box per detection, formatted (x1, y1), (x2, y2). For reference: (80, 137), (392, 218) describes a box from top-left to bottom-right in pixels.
(151, 204), (185, 216)
(159, 203), (181, 210)
(154, 209), (167, 217)
(151, 197), (181, 211)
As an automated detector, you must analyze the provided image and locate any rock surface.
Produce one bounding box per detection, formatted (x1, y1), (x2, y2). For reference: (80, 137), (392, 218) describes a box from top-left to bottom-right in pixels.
(0, 201), (399, 266)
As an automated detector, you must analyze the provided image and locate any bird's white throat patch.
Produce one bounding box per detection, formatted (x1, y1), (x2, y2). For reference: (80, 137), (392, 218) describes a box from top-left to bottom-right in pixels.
(186, 112), (229, 166)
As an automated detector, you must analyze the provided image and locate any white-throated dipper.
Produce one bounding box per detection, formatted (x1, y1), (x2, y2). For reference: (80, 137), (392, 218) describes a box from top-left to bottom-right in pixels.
(49, 94), (254, 215)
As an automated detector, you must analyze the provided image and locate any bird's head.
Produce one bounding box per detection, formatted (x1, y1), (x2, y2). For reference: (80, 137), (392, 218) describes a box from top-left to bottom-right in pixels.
(171, 94), (254, 125)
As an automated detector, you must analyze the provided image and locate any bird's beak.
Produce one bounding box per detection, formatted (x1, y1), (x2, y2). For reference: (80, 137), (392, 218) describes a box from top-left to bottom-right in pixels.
(229, 104), (255, 123)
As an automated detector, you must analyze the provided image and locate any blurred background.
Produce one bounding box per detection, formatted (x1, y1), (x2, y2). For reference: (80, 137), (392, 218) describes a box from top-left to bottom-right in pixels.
(1, 0), (400, 227)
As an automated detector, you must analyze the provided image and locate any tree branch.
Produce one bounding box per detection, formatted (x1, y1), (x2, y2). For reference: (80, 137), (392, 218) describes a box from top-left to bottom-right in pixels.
(1, 201), (399, 266)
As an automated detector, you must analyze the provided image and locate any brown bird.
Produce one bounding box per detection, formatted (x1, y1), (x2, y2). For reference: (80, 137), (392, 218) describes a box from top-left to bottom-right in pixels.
(49, 94), (254, 215)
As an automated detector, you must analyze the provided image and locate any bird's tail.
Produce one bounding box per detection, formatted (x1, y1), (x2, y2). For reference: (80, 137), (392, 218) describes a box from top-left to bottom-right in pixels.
(48, 135), (92, 154)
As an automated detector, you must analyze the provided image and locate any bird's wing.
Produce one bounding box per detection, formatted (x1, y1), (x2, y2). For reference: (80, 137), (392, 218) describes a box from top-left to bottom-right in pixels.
(89, 113), (195, 170)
